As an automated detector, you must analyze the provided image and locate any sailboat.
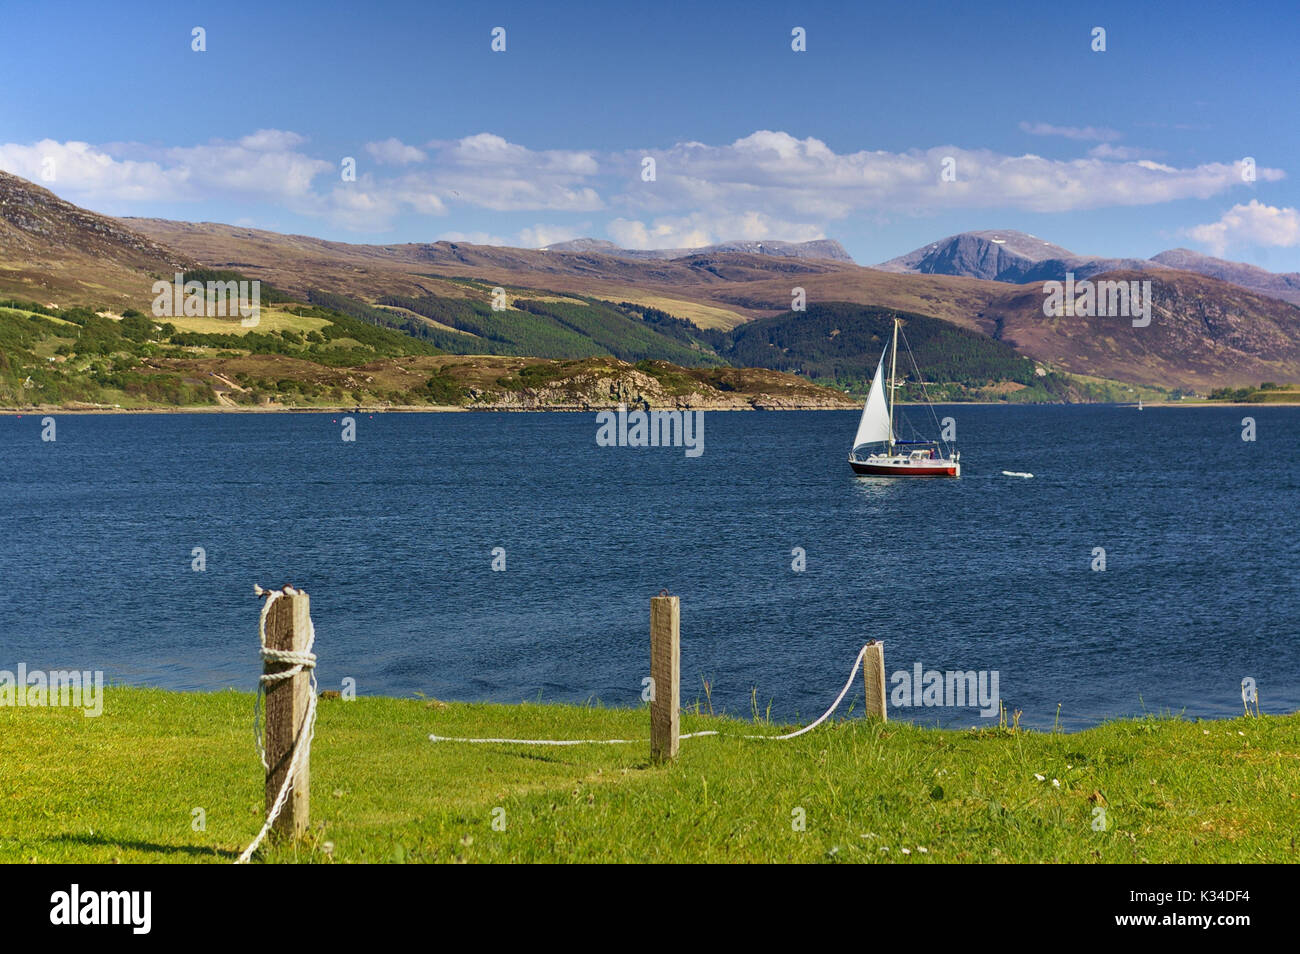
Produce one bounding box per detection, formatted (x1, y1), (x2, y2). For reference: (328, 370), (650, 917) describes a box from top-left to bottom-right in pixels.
(848, 317), (961, 477)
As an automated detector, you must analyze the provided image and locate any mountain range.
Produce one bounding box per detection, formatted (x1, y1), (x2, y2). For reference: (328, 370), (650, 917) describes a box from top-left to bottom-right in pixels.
(2, 169), (1300, 395)
(541, 237), (855, 262)
(539, 229), (1300, 309)
(876, 229), (1300, 306)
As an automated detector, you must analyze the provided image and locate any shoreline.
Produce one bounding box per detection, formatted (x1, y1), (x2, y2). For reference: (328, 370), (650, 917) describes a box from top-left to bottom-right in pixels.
(72, 680), (1278, 734)
(0, 401), (857, 415)
(6, 400), (1299, 414)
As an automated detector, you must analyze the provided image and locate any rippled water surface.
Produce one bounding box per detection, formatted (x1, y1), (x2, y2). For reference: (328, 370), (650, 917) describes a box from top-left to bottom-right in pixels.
(2, 406), (1296, 729)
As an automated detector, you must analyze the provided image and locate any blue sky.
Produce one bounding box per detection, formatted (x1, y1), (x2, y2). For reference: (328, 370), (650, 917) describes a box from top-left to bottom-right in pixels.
(2, 0), (1298, 268)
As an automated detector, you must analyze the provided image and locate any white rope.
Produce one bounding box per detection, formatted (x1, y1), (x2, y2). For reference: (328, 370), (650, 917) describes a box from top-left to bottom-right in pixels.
(740, 644), (868, 740)
(427, 730), (721, 745)
(237, 585), (318, 865)
(427, 644), (871, 748)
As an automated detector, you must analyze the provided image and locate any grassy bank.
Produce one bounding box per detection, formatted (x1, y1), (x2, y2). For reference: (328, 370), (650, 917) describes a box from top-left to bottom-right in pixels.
(1, 688), (1295, 863)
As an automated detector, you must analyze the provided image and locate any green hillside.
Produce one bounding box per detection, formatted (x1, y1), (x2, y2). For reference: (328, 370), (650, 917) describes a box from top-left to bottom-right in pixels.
(0, 294), (440, 408)
(719, 302), (1078, 401)
(369, 287), (723, 366)
(2, 269), (1165, 408)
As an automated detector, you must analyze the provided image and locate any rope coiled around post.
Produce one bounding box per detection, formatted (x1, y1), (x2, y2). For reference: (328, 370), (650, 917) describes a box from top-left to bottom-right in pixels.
(428, 644), (870, 747)
(236, 585), (318, 865)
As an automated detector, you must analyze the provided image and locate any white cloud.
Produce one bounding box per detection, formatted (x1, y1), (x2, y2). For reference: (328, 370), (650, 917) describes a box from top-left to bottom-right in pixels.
(162, 140), (332, 199)
(316, 183), (401, 231)
(440, 134), (599, 175)
(621, 131), (1281, 218)
(0, 133), (332, 204)
(608, 217), (711, 250)
(239, 129), (308, 151)
(427, 134), (602, 211)
(365, 138), (426, 165)
(394, 189), (447, 216)
(0, 128), (1287, 240)
(516, 224), (585, 248)
(1087, 143), (1161, 160)
(1019, 121), (1122, 142)
(609, 211), (824, 249)
(1186, 200), (1300, 256)
(437, 230), (511, 246)
(0, 139), (182, 201)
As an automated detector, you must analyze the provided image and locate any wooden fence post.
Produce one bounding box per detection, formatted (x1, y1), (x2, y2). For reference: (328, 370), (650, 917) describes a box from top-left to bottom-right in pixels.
(650, 594), (680, 762)
(264, 588), (311, 838)
(862, 640), (887, 722)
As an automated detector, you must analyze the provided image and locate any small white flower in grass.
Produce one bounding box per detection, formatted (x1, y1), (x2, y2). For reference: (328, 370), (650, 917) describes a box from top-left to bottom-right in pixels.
(322, 841), (335, 856)
(1238, 731), (1246, 736)
(901, 847), (911, 855)
(1052, 778), (1061, 788)
(1034, 773), (1046, 782)
(917, 846), (929, 854)
(1203, 730), (1210, 735)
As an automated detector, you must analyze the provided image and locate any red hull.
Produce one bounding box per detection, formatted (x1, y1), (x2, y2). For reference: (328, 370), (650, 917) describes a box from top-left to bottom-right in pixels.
(850, 461), (959, 477)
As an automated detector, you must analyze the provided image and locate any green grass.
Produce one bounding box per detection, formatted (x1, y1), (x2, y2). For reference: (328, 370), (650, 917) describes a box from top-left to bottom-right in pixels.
(2, 688), (1296, 863)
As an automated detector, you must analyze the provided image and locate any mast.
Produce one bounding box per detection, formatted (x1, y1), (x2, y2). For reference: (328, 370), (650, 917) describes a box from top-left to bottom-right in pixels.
(887, 316), (899, 455)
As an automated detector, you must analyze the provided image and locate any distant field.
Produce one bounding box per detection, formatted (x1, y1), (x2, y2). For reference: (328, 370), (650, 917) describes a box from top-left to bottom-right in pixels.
(1205, 384), (1300, 404)
(607, 291), (750, 330)
(165, 308), (332, 336)
(1057, 372), (1176, 403)
(1249, 390), (1300, 403)
(0, 305), (73, 325)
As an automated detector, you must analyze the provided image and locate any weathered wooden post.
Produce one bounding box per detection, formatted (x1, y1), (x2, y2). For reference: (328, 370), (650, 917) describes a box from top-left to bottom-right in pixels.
(263, 587), (312, 838)
(650, 592), (680, 762)
(862, 640), (887, 721)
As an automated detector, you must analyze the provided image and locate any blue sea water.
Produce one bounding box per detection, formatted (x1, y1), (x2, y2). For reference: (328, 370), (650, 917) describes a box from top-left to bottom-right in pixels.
(1, 405), (1296, 730)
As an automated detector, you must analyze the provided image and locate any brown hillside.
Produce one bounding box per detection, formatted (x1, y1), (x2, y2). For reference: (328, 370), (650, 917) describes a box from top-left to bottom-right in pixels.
(0, 172), (195, 305)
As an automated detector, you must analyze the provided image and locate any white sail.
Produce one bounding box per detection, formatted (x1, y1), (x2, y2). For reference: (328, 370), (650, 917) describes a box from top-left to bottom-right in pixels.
(852, 351), (892, 450)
